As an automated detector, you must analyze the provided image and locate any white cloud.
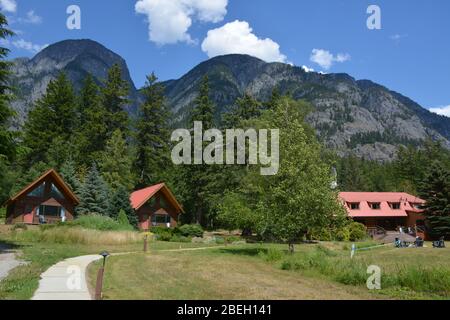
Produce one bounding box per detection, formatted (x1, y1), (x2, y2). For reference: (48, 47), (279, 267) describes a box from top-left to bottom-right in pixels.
(310, 49), (351, 70)
(11, 39), (48, 53)
(430, 105), (450, 118)
(19, 10), (43, 24)
(390, 34), (407, 41)
(0, 0), (17, 13)
(301, 65), (315, 73)
(135, 0), (228, 45)
(201, 20), (287, 63)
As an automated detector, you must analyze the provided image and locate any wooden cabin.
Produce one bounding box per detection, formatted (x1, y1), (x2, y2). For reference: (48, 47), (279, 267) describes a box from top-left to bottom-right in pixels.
(4, 169), (79, 225)
(130, 183), (184, 230)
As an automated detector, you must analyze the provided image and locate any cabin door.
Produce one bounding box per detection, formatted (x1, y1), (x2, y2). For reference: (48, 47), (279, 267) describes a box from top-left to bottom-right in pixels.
(23, 205), (34, 224)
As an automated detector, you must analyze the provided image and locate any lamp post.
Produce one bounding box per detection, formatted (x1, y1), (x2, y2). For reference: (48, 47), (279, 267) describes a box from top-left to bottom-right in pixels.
(144, 234), (148, 253)
(95, 251), (110, 300)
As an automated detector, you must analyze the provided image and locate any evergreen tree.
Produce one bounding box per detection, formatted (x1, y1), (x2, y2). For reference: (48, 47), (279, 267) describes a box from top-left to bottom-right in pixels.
(23, 72), (77, 167)
(0, 13), (15, 203)
(0, 12), (15, 162)
(59, 159), (81, 196)
(134, 72), (171, 187)
(99, 129), (135, 191)
(101, 64), (130, 136)
(223, 93), (261, 128)
(181, 76), (217, 225)
(77, 164), (110, 216)
(109, 184), (138, 228)
(76, 74), (109, 165)
(117, 209), (131, 227)
(419, 161), (450, 238)
(189, 76), (215, 128)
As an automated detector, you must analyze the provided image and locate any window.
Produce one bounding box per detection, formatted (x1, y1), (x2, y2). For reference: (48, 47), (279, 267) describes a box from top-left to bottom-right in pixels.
(50, 183), (65, 200)
(27, 182), (45, 197)
(349, 203), (360, 210)
(39, 205), (62, 217)
(391, 203), (401, 210)
(160, 197), (168, 210)
(152, 214), (170, 224)
(370, 202), (381, 210)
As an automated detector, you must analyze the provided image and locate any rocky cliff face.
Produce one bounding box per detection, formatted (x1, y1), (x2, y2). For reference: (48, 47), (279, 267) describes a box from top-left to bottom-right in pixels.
(163, 54), (450, 161)
(9, 39), (139, 127)
(8, 40), (450, 161)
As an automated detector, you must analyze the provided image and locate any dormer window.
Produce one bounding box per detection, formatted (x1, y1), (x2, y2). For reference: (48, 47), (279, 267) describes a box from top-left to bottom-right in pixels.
(349, 202), (360, 210)
(390, 202), (401, 210)
(369, 202), (381, 210)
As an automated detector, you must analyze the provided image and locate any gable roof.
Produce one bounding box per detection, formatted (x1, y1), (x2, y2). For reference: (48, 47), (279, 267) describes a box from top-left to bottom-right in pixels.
(130, 183), (184, 213)
(339, 192), (425, 218)
(4, 169), (80, 206)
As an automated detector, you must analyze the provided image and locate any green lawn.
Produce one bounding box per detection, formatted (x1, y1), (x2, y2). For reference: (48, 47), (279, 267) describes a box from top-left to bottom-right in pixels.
(2, 225), (450, 300)
(0, 227), (219, 300)
(88, 242), (450, 300)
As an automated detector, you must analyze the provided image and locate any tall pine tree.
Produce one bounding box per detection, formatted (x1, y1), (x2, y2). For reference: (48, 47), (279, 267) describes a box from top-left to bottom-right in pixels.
(23, 72), (77, 167)
(101, 64), (130, 136)
(134, 72), (171, 187)
(0, 13), (15, 203)
(181, 76), (218, 225)
(420, 161), (450, 239)
(99, 129), (135, 191)
(76, 74), (109, 165)
(0, 12), (15, 162)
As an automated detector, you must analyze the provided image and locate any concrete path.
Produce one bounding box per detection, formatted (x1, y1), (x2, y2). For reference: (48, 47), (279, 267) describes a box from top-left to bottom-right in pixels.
(32, 255), (103, 300)
(0, 244), (25, 281)
(31, 246), (225, 300)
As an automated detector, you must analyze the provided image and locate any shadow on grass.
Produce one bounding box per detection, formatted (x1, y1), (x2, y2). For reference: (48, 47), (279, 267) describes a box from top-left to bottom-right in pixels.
(217, 247), (267, 257)
(0, 240), (24, 254)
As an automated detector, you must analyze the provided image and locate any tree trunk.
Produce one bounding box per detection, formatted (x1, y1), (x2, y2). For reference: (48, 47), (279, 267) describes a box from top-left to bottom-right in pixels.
(288, 243), (295, 254)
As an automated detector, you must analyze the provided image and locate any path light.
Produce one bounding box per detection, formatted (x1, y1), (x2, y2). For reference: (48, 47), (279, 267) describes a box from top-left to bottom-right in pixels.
(95, 251), (110, 300)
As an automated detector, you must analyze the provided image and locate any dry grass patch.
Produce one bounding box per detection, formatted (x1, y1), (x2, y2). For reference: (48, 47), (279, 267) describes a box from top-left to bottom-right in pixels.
(88, 247), (376, 300)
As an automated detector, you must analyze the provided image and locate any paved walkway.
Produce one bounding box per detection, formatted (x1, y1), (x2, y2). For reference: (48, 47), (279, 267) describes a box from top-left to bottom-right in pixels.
(31, 246), (225, 300)
(32, 255), (103, 300)
(0, 244), (25, 281)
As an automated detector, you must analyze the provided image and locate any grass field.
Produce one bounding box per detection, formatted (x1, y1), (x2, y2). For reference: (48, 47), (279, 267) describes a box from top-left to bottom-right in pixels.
(87, 242), (450, 300)
(0, 226), (219, 300)
(2, 224), (450, 300)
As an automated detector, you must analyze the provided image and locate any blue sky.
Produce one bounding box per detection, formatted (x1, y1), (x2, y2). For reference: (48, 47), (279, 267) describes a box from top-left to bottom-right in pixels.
(1, 0), (450, 116)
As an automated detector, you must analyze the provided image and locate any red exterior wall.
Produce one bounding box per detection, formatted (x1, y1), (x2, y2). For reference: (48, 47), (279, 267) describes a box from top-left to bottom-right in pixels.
(136, 191), (179, 230)
(6, 175), (76, 225)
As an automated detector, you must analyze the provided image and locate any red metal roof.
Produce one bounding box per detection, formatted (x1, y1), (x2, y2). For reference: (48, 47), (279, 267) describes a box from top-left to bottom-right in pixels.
(129, 183), (184, 213)
(339, 192), (425, 218)
(4, 169), (80, 206)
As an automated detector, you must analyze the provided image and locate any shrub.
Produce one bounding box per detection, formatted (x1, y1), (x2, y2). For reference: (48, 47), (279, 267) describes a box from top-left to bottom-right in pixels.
(347, 222), (367, 241)
(12, 223), (28, 231)
(67, 214), (134, 231)
(150, 227), (174, 241)
(259, 247), (284, 262)
(117, 209), (131, 227)
(169, 235), (191, 243)
(178, 224), (204, 238)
